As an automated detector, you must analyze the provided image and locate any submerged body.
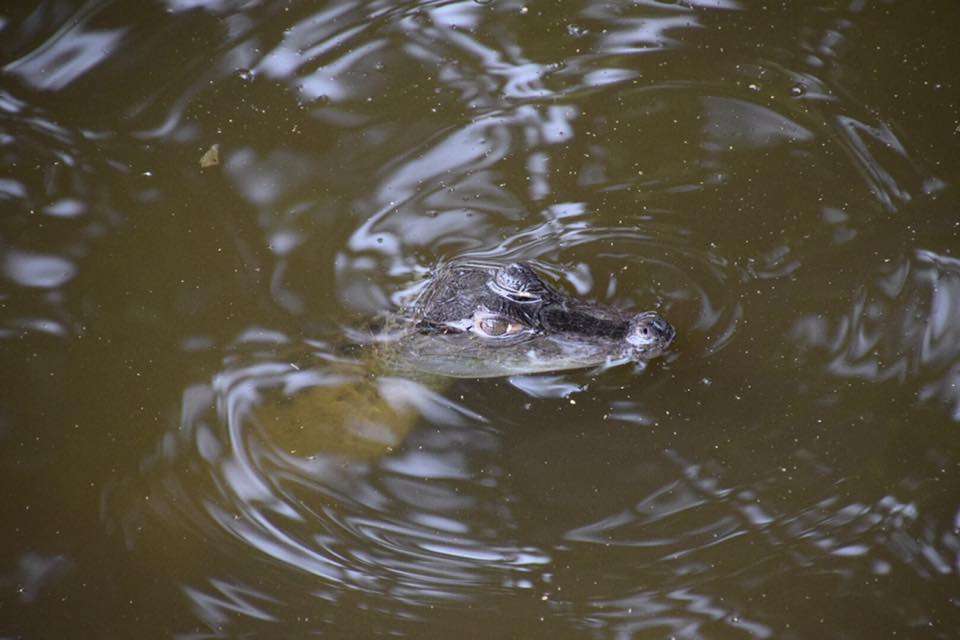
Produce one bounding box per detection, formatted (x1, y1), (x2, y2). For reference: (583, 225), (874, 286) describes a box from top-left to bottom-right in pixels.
(260, 260), (676, 457)
(381, 260), (676, 377)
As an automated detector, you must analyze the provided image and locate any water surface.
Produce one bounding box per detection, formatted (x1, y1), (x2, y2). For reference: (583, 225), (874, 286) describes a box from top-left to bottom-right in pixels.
(2, 1), (960, 638)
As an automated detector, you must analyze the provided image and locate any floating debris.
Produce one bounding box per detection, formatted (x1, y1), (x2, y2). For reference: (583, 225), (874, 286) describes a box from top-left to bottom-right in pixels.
(199, 143), (220, 168)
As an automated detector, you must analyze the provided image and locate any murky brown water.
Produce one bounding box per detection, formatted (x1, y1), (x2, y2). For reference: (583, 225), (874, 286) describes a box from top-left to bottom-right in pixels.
(3, 1), (960, 638)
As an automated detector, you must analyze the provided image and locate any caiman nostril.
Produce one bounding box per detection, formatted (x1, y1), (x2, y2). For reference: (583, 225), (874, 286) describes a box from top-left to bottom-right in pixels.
(624, 312), (675, 355)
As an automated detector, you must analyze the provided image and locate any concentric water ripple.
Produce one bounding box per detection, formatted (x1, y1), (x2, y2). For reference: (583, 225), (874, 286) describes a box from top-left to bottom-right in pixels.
(793, 248), (960, 420)
(107, 334), (558, 622)
(4, 0), (960, 637)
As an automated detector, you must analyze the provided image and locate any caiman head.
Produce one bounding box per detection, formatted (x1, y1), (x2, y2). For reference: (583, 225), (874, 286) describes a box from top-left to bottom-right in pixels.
(384, 261), (676, 378)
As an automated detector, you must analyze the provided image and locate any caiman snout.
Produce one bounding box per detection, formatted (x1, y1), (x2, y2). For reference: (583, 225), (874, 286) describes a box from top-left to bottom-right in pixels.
(625, 311), (676, 357)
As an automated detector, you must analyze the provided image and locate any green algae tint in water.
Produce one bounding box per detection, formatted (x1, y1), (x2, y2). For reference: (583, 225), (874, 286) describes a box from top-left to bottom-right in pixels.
(2, 1), (960, 638)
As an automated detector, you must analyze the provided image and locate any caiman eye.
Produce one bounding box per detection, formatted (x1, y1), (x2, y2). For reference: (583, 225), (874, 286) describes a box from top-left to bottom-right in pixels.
(473, 314), (524, 338)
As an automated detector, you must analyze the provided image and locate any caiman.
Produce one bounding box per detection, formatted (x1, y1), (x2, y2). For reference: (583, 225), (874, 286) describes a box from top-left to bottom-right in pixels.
(256, 260), (676, 458)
